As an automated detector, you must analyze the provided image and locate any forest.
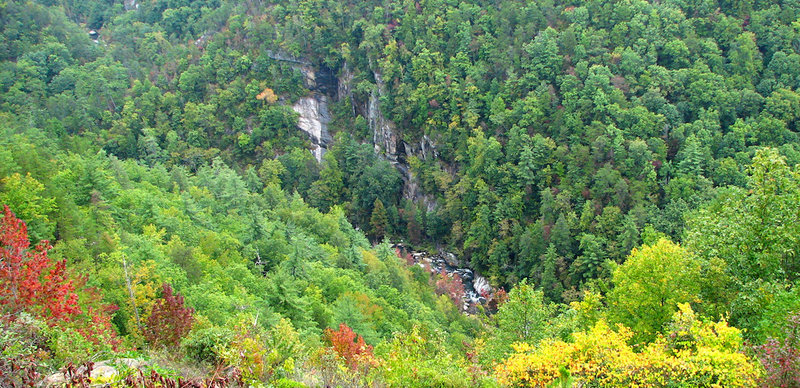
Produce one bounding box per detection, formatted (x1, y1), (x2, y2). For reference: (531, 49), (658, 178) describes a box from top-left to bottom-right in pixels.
(1, 0), (800, 386)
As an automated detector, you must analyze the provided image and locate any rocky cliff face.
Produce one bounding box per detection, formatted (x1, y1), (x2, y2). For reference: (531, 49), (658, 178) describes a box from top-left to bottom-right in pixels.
(285, 64), (336, 163)
(368, 71), (399, 159)
(261, 51), (339, 163)
(292, 94), (332, 163)
(364, 71), (439, 203)
(291, 61), (491, 295)
(290, 60), (439, 203)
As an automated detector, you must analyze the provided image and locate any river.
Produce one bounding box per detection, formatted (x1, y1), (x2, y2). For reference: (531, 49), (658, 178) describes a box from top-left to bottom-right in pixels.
(393, 243), (494, 313)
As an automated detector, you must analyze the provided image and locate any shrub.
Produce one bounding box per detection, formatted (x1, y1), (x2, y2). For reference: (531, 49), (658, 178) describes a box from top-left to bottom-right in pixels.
(0, 205), (120, 364)
(495, 304), (762, 387)
(143, 283), (195, 348)
(324, 323), (374, 370)
(0, 205), (79, 321)
(182, 326), (235, 363)
(0, 313), (47, 387)
(376, 326), (477, 387)
(754, 312), (800, 387)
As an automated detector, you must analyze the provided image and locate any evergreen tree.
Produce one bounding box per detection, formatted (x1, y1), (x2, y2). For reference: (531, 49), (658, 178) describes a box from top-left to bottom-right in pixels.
(540, 244), (562, 303)
(369, 198), (388, 243)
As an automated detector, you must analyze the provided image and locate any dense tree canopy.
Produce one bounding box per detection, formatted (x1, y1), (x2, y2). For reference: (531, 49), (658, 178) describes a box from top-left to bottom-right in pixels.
(2, 0), (800, 385)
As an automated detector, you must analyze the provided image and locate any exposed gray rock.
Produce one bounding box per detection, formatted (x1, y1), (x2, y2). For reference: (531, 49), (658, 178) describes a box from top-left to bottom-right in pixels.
(473, 276), (492, 298)
(394, 243), (493, 313)
(264, 50), (312, 66)
(41, 373), (66, 387)
(101, 358), (144, 370)
(292, 95), (332, 162)
(368, 71), (398, 159)
(299, 65), (317, 90)
(338, 62), (356, 118)
(89, 365), (117, 381)
(40, 359), (146, 387)
(363, 70), (445, 205)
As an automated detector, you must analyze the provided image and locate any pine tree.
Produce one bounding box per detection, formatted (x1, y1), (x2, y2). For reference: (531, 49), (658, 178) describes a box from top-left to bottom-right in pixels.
(540, 244), (562, 303)
(550, 214), (573, 258)
(369, 198), (388, 243)
(309, 153), (345, 212)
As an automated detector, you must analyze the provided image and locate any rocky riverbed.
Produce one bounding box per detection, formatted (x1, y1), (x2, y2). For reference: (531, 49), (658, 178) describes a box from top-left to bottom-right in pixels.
(393, 243), (493, 313)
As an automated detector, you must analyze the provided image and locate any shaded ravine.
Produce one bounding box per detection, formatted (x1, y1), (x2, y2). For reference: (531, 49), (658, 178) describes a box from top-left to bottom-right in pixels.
(393, 243), (493, 313)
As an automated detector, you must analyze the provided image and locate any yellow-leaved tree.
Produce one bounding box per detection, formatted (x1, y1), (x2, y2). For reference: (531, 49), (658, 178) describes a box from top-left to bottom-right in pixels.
(494, 304), (762, 387)
(607, 238), (701, 342)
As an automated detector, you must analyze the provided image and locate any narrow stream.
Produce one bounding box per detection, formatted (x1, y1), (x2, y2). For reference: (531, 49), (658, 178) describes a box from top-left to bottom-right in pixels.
(393, 243), (493, 313)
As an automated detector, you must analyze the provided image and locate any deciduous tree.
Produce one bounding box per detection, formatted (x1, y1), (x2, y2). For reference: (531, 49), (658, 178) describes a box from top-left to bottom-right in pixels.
(0, 205), (79, 322)
(143, 283), (195, 347)
(607, 239), (700, 342)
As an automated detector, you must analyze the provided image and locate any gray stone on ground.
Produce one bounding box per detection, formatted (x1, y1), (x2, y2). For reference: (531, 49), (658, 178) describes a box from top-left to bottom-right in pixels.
(40, 358), (145, 387)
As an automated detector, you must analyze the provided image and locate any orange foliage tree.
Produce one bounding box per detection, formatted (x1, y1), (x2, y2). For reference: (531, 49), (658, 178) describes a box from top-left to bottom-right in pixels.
(324, 323), (374, 369)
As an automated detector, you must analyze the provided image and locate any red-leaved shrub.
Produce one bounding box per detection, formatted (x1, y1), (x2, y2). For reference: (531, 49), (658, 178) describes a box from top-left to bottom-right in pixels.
(755, 313), (800, 387)
(0, 204), (122, 362)
(435, 269), (465, 308)
(0, 205), (80, 321)
(143, 283), (195, 347)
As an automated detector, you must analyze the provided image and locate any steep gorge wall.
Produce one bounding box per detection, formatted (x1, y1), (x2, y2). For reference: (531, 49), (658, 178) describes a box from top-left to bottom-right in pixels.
(286, 63), (335, 162)
(361, 69), (438, 206)
(292, 94), (332, 162)
(290, 59), (439, 209)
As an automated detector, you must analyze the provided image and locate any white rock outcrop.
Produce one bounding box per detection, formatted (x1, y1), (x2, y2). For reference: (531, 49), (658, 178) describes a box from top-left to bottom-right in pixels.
(292, 95), (332, 162)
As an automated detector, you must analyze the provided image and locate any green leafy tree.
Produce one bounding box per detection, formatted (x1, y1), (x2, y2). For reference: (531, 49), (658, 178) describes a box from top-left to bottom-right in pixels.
(496, 279), (554, 344)
(608, 239), (701, 343)
(309, 153), (345, 212)
(0, 173), (55, 242)
(685, 148), (800, 337)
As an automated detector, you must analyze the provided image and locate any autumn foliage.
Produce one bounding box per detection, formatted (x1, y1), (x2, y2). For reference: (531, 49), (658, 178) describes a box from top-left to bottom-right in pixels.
(0, 205), (80, 322)
(435, 269), (465, 308)
(143, 283), (195, 347)
(256, 87), (278, 103)
(73, 289), (122, 350)
(0, 205), (122, 353)
(395, 247), (415, 266)
(324, 323), (374, 369)
(494, 304), (762, 387)
(754, 312), (800, 387)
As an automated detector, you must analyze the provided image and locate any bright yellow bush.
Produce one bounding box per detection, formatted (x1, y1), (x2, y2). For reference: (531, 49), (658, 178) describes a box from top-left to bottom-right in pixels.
(494, 305), (762, 387)
(494, 341), (575, 387)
